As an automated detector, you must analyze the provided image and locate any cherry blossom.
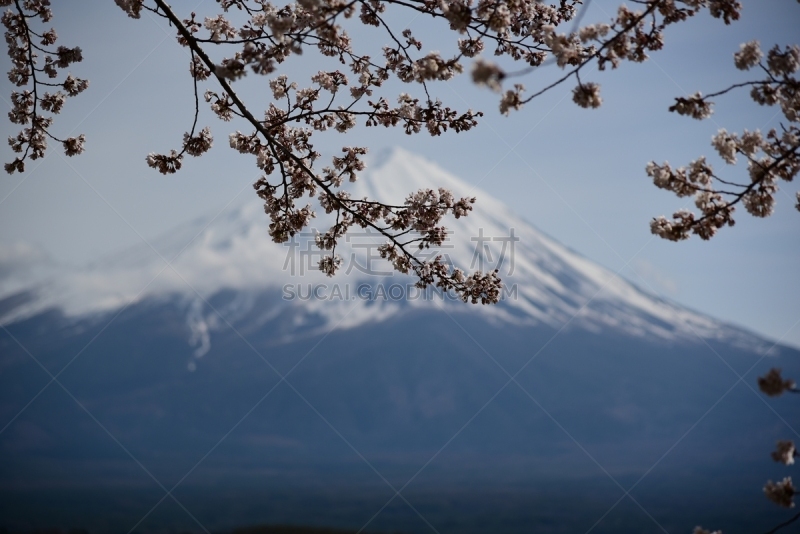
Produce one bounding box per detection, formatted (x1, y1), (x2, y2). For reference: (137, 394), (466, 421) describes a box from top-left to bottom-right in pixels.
(651, 37), (799, 241)
(759, 368), (797, 397)
(764, 477), (796, 508)
(4, 0), (788, 298)
(772, 440), (796, 466)
(2, 0), (88, 172)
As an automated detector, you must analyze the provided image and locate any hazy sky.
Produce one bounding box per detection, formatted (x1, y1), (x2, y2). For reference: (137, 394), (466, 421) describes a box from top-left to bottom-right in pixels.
(0, 0), (798, 347)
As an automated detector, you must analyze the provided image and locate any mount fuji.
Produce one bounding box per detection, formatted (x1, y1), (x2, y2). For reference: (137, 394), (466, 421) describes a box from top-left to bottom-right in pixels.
(0, 147), (778, 350)
(1, 148), (798, 533)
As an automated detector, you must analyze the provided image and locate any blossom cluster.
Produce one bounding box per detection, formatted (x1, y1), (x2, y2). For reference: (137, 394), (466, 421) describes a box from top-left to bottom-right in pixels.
(122, 0), (525, 299)
(759, 367), (797, 397)
(699, 369), (800, 531)
(758, 368), (800, 515)
(2, 0), (89, 173)
(126, 0), (741, 295)
(764, 477), (796, 508)
(461, 0), (744, 115)
(650, 40), (800, 241)
(1, 0), (776, 297)
(772, 440), (796, 466)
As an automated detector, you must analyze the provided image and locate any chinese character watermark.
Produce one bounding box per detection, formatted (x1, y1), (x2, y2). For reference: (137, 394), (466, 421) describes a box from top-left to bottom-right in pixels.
(470, 227), (519, 275)
(283, 227), (519, 277)
(282, 282), (518, 302)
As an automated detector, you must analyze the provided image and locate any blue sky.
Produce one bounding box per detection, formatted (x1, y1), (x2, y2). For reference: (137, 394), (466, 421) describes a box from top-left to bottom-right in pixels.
(0, 0), (798, 347)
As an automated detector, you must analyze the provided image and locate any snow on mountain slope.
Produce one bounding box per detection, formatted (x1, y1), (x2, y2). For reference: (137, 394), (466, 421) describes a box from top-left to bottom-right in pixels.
(0, 147), (774, 352)
(349, 148), (767, 349)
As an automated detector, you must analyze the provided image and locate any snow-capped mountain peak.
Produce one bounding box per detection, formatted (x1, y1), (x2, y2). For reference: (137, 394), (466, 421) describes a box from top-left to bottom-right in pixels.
(0, 147), (774, 353)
